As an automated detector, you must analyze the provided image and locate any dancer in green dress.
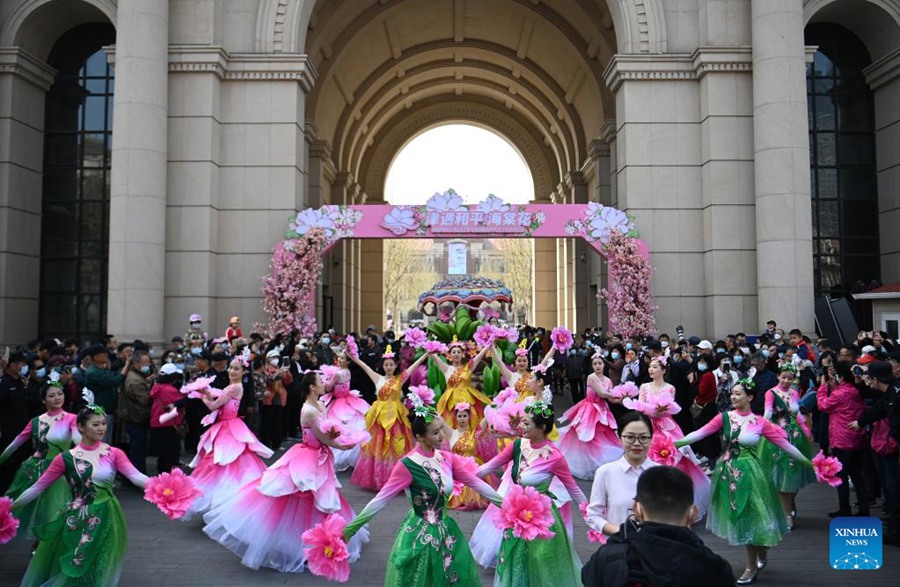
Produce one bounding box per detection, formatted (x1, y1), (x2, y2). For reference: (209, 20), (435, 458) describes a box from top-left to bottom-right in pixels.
(476, 388), (588, 587)
(676, 380), (815, 585)
(343, 397), (502, 586)
(0, 377), (79, 540)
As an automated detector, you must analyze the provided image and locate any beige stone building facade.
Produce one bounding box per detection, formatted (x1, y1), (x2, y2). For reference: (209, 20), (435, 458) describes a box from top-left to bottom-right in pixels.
(1, 0), (898, 344)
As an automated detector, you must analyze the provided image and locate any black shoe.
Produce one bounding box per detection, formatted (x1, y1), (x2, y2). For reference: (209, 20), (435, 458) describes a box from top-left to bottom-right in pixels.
(829, 509), (852, 518)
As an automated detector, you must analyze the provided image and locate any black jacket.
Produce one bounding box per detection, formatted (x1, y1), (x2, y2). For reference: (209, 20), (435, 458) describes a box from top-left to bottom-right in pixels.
(582, 520), (735, 587)
(857, 380), (900, 443)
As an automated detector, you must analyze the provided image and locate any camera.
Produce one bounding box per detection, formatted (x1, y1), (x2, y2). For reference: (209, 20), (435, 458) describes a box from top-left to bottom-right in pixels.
(722, 361), (731, 372)
(676, 324), (686, 343)
(281, 356), (290, 369)
(852, 365), (864, 377)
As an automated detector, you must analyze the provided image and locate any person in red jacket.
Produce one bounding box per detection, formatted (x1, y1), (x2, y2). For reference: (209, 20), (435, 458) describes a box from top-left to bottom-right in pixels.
(225, 316), (243, 343)
(150, 363), (186, 473)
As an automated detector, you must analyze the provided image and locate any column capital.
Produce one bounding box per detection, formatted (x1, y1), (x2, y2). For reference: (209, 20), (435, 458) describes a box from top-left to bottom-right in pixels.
(603, 53), (695, 92)
(599, 119), (617, 146)
(864, 47), (900, 91)
(691, 46), (752, 79)
(0, 47), (56, 91)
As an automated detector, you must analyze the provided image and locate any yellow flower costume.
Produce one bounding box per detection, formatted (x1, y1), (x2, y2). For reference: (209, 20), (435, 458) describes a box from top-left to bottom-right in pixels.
(350, 375), (414, 491)
(436, 363), (493, 429)
(447, 428), (497, 510)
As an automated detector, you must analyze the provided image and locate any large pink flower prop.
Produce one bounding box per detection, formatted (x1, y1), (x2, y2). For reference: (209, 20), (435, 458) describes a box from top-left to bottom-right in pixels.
(476, 195), (510, 213)
(480, 306), (501, 321)
(345, 335), (359, 359)
(495, 485), (555, 540)
(493, 327), (519, 342)
(551, 327), (574, 353)
(180, 375), (217, 399)
(404, 327), (427, 347)
(425, 190), (466, 212)
(587, 529), (607, 544)
(406, 385), (436, 408)
(609, 382), (640, 399)
(623, 394), (681, 417)
(143, 469), (203, 520)
(474, 324), (496, 348)
(422, 340), (449, 354)
(381, 207), (419, 235)
(302, 515), (351, 582)
(485, 398), (525, 436)
(812, 451), (843, 487)
(647, 434), (680, 467)
(291, 208), (336, 237)
(0, 496), (19, 545)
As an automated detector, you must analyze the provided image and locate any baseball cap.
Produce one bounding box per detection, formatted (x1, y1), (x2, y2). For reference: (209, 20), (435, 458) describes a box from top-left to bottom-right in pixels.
(697, 340), (713, 350)
(189, 314), (202, 322)
(159, 363), (183, 375)
(687, 336), (701, 346)
(266, 349), (280, 359)
(858, 353), (878, 365)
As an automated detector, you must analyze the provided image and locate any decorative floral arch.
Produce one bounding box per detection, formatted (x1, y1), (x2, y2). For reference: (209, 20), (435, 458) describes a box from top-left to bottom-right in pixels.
(260, 191), (656, 337)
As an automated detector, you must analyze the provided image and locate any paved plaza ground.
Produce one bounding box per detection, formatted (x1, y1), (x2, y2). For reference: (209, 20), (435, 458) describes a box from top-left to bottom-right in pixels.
(1, 456), (897, 586)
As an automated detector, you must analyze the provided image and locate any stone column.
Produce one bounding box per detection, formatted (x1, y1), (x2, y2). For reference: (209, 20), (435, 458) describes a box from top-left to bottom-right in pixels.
(0, 49), (55, 343)
(107, 0), (169, 341)
(751, 0), (815, 332)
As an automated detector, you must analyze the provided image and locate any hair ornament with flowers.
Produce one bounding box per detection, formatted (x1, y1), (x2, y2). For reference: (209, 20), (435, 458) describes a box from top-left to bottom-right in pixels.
(737, 377), (756, 390)
(525, 386), (554, 419)
(382, 344), (395, 359)
(652, 355), (669, 366)
(532, 359), (553, 375)
(408, 389), (438, 424)
(48, 370), (64, 389)
(515, 338), (529, 357)
(449, 335), (464, 349)
(454, 402), (471, 413)
(779, 363), (799, 375)
(591, 347), (604, 360)
(232, 347), (251, 368)
(81, 387), (105, 416)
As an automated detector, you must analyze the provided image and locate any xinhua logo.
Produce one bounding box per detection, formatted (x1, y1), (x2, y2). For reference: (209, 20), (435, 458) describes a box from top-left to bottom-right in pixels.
(829, 517), (882, 570)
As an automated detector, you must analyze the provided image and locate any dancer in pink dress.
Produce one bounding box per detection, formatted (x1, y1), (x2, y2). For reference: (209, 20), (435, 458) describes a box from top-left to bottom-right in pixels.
(185, 355), (274, 520)
(323, 352), (370, 471)
(556, 352), (624, 479)
(202, 371), (368, 572)
(633, 357), (710, 517)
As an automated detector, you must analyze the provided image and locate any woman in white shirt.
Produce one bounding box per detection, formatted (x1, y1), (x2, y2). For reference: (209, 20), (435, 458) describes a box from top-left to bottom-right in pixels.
(586, 411), (658, 537)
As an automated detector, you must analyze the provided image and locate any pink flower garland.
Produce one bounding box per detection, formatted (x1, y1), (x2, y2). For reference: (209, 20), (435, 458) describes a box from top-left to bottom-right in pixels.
(260, 228), (327, 338)
(599, 229), (657, 339)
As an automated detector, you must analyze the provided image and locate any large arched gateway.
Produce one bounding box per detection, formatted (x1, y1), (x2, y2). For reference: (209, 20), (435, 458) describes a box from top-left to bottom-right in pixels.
(1, 1), (899, 344)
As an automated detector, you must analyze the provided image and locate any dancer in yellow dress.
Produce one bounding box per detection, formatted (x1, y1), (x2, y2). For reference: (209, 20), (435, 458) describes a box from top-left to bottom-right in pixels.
(434, 338), (492, 428)
(442, 402), (498, 510)
(491, 339), (555, 401)
(349, 346), (431, 491)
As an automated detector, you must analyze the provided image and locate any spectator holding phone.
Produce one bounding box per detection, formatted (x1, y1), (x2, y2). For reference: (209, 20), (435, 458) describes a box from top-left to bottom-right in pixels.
(259, 349), (292, 450)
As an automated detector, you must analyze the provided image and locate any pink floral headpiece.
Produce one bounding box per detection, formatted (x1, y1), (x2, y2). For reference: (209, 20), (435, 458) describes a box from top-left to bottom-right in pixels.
(382, 344), (395, 359)
(454, 402), (471, 412)
(591, 348), (605, 360)
(231, 347), (251, 368)
(448, 335), (465, 349)
(652, 355), (668, 366)
(514, 338), (529, 357)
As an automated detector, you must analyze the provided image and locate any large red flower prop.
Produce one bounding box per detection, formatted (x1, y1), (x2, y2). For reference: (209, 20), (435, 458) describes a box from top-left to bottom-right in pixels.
(144, 469), (203, 520)
(494, 485), (555, 540)
(302, 514), (351, 582)
(812, 451), (843, 487)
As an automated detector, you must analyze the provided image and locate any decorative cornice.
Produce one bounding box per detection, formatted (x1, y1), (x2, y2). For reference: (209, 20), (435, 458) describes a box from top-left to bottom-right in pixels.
(0, 47), (56, 90)
(165, 46), (318, 92)
(604, 46), (754, 91)
(805, 45), (818, 64)
(863, 46), (900, 91)
(599, 118), (617, 145)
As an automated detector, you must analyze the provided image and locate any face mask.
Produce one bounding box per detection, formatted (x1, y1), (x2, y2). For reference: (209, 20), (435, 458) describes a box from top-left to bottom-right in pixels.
(35, 367), (46, 378)
(625, 343), (633, 351)
(762, 349), (770, 358)
(71, 367), (79, 375)
(734, 356), (744, 365)
(716, 348), (725, 354)
(191, 322), (201, 329)
(140, 365), (151, 374)
(778, 353), (785, 360)
(774, 333), (782, 341)
(19, 365), (29, 377)
(175, 363), (185, 371)
(321, 337), (331, 345)
(697, 362), (708, 372)
(661, 341), (669, 348)
(739, 347), (750, 355)
(269, 358), (280, 366)
(191, 347), (202, 355)
(568, 349), (576, 355)
(611, 352), (621, 360)
(602, 350), (609, 357)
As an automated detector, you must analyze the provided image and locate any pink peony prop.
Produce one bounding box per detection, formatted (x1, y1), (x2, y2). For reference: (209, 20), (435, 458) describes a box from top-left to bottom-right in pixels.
(494, 327), (519, 342)
(0, 496), (19, 545)
(551, 327), (574, 353)
(144, 468), (203, 520)
(404, 327), (427, 347)
(484, 399), (525, 436)
(647, 434), (680, 467)
(345, 335), (359, 359)
(422, 340), (449, 354)
(493, 387), (518, 406)
(180, 376), (217, 399)
(609, 382), (640, 400)
(623, 394), (681, 417)
(495, 485), (555, 540)
(302, 514), (351, 582)
(587, 529), (608, 544)
(812, 451), (843, 487)
(405, 385), (436, 408)
(319, 365), (341, 385)
(473, 324), (496, 348)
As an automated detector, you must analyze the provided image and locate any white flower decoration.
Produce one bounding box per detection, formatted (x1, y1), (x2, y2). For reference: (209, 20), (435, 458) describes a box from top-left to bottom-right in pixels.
(588, 207), (630, 240)
(425, 190), (466, 212)
(381, 207), (418, 235)
(476, 194), (509, 213)
(290, 208), (335, 237)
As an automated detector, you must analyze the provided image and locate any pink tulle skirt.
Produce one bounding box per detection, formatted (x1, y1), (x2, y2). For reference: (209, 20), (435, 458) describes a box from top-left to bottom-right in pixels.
(185, 417), (274, 520)
(557, 399), (624, 480)
(650, 416), (711, 517)
(202, 443), (368, 572)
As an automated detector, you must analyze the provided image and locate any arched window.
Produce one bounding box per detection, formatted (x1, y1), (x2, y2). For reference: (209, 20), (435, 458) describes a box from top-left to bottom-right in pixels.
(39, 23), (115, 342)
(805, 23), (879, 298)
